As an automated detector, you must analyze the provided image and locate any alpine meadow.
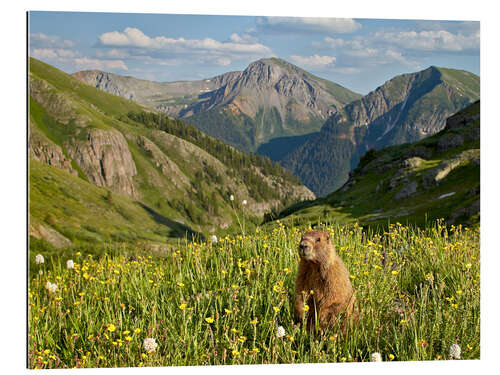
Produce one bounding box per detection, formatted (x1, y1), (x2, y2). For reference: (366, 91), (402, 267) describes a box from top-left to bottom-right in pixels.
(27, 12), (480, 369)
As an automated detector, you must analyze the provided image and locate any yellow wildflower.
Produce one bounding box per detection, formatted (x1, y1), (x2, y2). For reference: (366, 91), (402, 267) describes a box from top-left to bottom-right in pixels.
(107, 324), (117, 332)
(205, 317), (214, 323)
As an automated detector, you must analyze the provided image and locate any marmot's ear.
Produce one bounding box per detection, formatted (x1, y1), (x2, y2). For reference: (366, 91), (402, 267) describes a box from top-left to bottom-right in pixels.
(326, 233), (330, 241)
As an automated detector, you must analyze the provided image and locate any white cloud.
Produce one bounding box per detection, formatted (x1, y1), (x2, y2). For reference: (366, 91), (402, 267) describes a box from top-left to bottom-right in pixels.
(323, 37), (378, 57)
(74, 58), (128, 71)
(228, 33), (258, 44)
(384, 50), (412, 65)
(29, 33), (74, 49)
(289, 54), (336, 67)
(98, 27), (272, 56)
(31, 48), (78, 60)
(214, 57), (232, 66)
(256, 17), (361, 34)
(373, 29), (479, 52)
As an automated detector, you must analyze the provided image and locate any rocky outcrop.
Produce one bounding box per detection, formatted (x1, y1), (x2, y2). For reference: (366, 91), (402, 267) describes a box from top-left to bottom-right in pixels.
(29, 125), (77, 176)
(395, 180), (418, 200)
(447, 199), (480, 225)
(67, 129), (138, 198)
(135, 135), (190, 189)
(423, 149), (479, 189)
(29, 75), (89, 126)
(29, 223), (72, 248)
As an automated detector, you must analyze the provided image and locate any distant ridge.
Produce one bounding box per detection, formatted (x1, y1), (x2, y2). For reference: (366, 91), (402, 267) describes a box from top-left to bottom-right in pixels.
(281, 66), (480, 196)
(73, 57), (362, 153)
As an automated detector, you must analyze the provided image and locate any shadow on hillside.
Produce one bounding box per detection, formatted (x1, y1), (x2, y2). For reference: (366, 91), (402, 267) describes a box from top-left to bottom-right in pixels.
(256, 132), (320, 161)
(137, 202), (204, 242)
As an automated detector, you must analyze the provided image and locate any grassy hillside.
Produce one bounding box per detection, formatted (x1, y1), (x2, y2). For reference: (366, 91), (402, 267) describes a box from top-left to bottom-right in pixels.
(269, 101), (480, 228)
(29, 58), (314, 250)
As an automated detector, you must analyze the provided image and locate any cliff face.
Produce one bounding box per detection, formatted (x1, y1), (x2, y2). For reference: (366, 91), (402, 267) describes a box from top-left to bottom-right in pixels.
(282, 66), (480, 196)
(29, 121), (77, 176)
(66, 129), (138, 198)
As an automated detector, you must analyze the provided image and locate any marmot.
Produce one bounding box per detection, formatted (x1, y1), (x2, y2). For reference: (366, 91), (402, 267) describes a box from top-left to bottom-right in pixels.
(294, 230), (358, 331)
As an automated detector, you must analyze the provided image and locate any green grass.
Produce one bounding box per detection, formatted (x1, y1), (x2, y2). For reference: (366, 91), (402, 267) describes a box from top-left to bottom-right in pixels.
(28, 220), (479, 368)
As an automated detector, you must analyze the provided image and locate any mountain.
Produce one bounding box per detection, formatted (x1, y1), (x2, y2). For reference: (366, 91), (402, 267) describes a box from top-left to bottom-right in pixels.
(267, 100), (480, 228)
(73, 58), (362, 153)
(281, 66), (480, 196)
(29, 57), (314, 249)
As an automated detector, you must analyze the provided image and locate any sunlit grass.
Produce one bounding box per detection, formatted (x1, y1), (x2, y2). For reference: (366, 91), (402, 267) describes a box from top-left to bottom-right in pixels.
(28, 220), (480, 368)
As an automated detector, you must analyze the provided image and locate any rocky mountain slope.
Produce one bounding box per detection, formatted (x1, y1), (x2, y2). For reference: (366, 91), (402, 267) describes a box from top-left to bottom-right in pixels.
(73, 58), (361, 153)
(29, 57), (314, 249)
(268, 100), (480, 228)
(281, 66), (480, 196)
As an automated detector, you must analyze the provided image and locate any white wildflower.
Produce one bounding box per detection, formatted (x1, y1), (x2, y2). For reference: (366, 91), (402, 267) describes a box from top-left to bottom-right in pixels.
(242, 199), (247, 206)
(66, 259), (75, 269)
(276, 325), (286, 338)
(45, 281), (58, 293)
(230, 195), (234, 201)
(449, 343), (461, 359)
(39, 270), (43, 275)
(143, 337), (158, 353)
(35, 254), (44, 265)
(210, 235), (218, 244)
(371, 352), (382, 362)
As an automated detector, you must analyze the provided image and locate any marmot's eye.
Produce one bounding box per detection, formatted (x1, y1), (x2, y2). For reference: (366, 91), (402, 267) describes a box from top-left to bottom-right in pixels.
(316, 237), (321, 242)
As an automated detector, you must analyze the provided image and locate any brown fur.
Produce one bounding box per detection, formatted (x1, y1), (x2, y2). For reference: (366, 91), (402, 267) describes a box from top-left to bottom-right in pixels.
(294, 230), (358, 331)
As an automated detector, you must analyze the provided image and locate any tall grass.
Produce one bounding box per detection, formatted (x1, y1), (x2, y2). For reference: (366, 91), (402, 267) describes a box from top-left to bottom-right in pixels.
(28, 220), (480, 368)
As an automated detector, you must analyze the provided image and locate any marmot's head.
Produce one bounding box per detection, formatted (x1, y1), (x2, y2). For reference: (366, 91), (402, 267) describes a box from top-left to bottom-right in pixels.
(298, 230), (335, 263)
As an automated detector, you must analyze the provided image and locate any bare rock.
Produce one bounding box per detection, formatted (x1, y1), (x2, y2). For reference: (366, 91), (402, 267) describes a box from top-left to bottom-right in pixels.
(447, 199), (480, 225)
(29, 126), (77, 176)
(136, 135), (190, 189)
(67, 129), (139, 198)
(423, 149), (479, 189)
(29, 223), (72, 248)
(401, 157), (424, 169)
(395, 180), (418, 200)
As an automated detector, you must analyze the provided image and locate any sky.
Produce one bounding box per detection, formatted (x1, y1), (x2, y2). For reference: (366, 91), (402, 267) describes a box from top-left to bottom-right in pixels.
(28, 11), (480, 95)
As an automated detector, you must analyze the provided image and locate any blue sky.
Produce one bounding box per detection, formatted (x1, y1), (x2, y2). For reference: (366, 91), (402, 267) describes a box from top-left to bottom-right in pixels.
(28, 12), (479, 94)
